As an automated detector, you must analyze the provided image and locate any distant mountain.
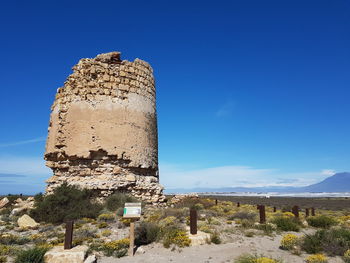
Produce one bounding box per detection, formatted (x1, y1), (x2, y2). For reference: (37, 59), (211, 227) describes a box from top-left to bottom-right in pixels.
(165, 172), (350, 194)
(300, 172), (350, 192)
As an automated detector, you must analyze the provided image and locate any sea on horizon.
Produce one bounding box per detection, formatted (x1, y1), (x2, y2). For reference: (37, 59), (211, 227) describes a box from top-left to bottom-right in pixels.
(201, 192), (350, 198)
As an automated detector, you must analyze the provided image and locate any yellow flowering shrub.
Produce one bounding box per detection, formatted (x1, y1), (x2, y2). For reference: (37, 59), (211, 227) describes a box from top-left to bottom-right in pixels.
(280, 234), (299, 250)
(120, 218), (131, 226)
(235, 253), (281, 263)
(0, 245), (10, 256)
(101, 229), (112, 237)
(98, 213), (115, 221)
(98, 222), (108, 228)
(210, 205), (225, 214)
(159, 216), (177, 228)
(0, 244), (20, 256)
(163, 229), (191, 248)
(145, 210), (163, 222)
(30, 233), (43, 240)
(305, 254), (328, 263)
(344, 249), (350, 262)
(256, 257), (277, 263)
(340, 215), (350, 222)
(283, 212), (295, 218)
(102, 238), (129, 257)
(81, 217), (96, 223)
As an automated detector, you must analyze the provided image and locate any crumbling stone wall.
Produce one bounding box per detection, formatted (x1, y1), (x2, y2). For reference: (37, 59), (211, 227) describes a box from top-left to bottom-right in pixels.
(44, 52), (165, 204)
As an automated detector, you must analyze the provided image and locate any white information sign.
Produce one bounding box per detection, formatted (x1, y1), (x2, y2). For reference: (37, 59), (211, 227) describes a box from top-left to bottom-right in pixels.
(123, 202), (141, 219)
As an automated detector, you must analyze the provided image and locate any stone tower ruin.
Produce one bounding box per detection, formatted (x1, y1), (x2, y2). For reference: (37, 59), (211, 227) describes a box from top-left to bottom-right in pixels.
(44, 52), (165, 204)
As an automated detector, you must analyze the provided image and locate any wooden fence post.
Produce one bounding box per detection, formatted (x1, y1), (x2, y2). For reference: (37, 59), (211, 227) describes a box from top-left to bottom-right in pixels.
(292, 205), (299, 218)
(311, 207), (316, 216)
(64, 220), (74, 250)
(258, 205), (266, 224)
(237, 202), (240, 207)
(215, 199), (218, 205)
(190, 209), (197, 235)
(305, 208), (310, 217)
(273, 206), (277, 212)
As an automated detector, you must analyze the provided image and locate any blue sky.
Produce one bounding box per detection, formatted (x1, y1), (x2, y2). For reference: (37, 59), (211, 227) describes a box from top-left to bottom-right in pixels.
(0, 0), (349, 194)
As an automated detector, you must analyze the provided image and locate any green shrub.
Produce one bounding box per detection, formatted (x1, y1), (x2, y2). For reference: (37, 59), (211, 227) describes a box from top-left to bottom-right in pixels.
(15, 247), (49, 263)
(271, 216), (301, 232)
(175, 197), (214, 210)
(306, 215), (337, 228)
(229, 211), (257, 221)
(135, 221), (160, 246)
(30, 183), (102, 224)
(98, 222), (108, 229)
(255, 223), (275, 235)
(105, 192), (138, 212)
(210, 232), (221, 244)
(191, 203), (204, 211)
(98, 213), (115, 222)
(116, 207), (124, 217)
(74, 227), (97, 242)
(302, 228), (350, 256)
(0, 256), (6, 263)
(0, 208), (11, 216)
(241, 219), (254, 228)
(302, 233), (323, 254)
(162, 208), (188, 219)
(0, 234), (30, 245)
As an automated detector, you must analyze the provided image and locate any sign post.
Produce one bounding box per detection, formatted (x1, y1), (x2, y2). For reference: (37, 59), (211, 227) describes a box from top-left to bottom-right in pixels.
(123, 202), (141, 257)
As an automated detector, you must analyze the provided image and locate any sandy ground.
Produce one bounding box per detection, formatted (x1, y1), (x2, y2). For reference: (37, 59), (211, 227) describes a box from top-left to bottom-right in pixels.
(98, 232), (343, 263)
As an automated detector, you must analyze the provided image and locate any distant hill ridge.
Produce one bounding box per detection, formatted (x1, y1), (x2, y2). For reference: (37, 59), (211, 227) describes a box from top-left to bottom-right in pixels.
(300, 172), (350, 192)
(165, 172), (350, 194)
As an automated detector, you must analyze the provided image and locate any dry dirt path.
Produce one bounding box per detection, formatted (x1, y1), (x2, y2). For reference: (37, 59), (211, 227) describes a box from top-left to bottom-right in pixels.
(98, 233), (343, 263)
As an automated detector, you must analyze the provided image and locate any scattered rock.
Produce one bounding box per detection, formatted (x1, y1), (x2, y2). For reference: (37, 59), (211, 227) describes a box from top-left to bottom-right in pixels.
(17, 214), (39, 228)
(170, 194), (199, 205)
(136, 246), (146, 254)
(10, 197), (34, 216)
(84, 254), (96, 263)
(187, 230), (211, 246)
(44, 245), (89, 263)
(0, 197), (9, 208)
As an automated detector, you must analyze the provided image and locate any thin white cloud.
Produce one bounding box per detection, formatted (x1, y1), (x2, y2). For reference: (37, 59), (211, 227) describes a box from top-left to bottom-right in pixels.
(216, 100), (234, 117)
(159, 162), (334, 189)
(0, 136), (46, 148)
(0, 156), (50, 175)
(321, 169), (335, 176)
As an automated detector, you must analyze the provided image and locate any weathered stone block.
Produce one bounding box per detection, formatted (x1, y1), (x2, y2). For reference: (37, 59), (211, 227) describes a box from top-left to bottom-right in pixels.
(17, 214), (39, 228)
(44, 245), (89, 263)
